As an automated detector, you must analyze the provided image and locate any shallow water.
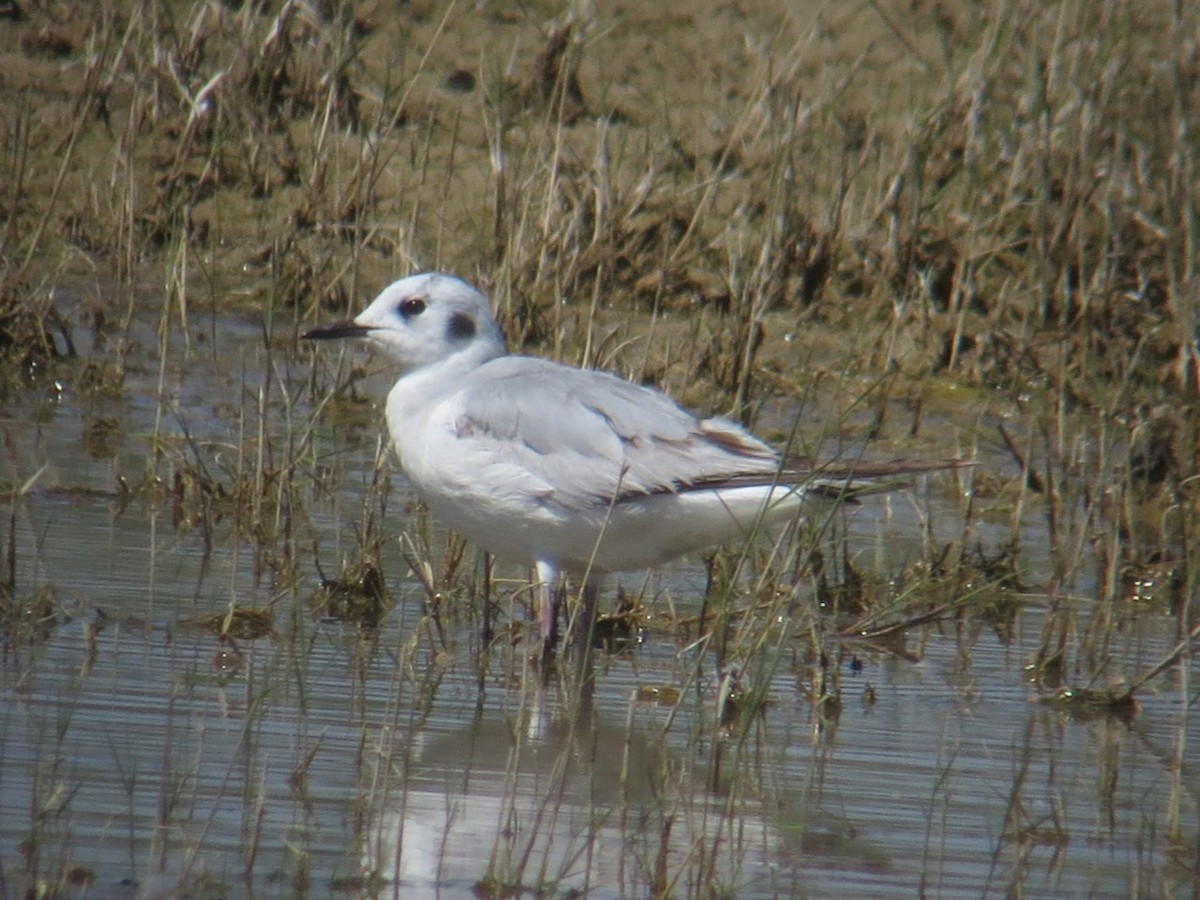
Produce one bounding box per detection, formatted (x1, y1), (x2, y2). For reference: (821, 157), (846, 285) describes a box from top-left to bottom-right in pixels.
(1, 298), (1196, 898)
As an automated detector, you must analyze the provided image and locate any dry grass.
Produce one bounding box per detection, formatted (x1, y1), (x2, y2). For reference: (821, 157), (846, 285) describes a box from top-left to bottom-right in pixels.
(0, 0), (1197, 895)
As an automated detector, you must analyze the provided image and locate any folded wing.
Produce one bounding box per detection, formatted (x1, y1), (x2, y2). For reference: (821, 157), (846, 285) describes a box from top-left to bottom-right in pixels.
(447, 357), (780, 509)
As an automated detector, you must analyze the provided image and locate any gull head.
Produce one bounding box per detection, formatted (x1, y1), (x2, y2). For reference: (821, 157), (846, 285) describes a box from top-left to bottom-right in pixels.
(303, 273), (506, 373)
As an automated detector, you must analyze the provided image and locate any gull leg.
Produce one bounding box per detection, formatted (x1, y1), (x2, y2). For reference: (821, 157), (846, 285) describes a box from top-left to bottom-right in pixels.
(568, 580), (598, 657)
(534, 561), (560, 663)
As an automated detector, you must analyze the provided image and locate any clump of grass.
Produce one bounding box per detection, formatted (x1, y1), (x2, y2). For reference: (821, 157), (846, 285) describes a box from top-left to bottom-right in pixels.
(3, 3), (1200, 893)
(0, 582), (57, 650)
(0, 287), (73, 379)
(310, 558), (388, 628)
(182, 605), (274, 641)
(1, 475), (61, 657)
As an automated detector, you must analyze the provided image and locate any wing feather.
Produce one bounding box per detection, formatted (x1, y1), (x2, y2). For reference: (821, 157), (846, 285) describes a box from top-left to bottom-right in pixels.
(407, 355), (966, 517)
(447, 357), (781, 508)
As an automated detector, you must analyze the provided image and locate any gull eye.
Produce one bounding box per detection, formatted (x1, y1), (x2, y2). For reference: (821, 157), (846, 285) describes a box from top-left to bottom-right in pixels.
(398, 297), (426, 319)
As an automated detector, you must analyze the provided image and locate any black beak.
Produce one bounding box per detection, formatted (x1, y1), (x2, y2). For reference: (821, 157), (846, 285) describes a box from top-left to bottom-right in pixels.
(303, 321), (372, 341)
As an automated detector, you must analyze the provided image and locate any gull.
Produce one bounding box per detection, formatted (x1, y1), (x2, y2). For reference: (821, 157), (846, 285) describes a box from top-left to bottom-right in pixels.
(305, 273), (962, 657)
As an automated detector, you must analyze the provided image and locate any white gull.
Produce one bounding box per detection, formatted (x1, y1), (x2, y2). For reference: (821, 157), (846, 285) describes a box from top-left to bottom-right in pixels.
(305, 272), (960, 657)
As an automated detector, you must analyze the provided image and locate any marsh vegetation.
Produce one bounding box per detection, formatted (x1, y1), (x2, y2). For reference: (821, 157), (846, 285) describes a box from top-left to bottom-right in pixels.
(1, 0), (1197, 896)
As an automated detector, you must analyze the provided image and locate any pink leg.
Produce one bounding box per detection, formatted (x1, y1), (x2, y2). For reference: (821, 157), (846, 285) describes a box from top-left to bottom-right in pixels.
(569, 580), (598, 656)
(535, 561), (560, 660)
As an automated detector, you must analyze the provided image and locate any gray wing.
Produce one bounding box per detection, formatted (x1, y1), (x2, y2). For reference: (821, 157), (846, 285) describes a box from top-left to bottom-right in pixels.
(452, 356), (781, 508)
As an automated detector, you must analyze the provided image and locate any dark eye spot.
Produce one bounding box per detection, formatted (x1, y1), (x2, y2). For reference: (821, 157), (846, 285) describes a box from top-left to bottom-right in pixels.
(398, 297), (426, 318)
(447, 312), (476, 341)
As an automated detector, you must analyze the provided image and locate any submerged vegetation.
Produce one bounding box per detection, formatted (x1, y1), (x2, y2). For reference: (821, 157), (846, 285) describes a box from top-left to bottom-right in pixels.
(0, 0), (1197, 896)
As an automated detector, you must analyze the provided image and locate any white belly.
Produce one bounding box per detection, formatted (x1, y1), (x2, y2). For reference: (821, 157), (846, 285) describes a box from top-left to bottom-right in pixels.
(422, 483), (807, 575)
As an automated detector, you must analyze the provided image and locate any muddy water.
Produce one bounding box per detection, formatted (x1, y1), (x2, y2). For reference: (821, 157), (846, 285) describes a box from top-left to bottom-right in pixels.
(1, 300), (1196, 898)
